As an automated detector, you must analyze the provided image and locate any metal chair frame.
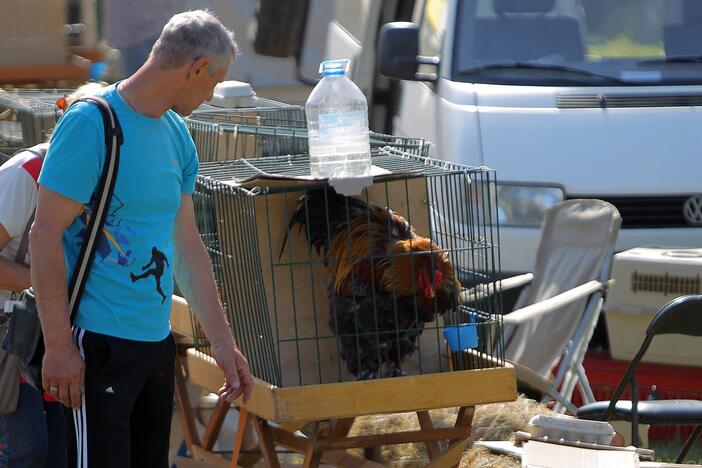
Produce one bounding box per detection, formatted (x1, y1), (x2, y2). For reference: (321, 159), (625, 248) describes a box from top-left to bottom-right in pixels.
(580, 295), (702, 463)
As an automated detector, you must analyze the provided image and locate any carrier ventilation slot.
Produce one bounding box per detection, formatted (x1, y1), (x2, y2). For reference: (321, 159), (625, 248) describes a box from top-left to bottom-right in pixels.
(631, 271), (701, 295)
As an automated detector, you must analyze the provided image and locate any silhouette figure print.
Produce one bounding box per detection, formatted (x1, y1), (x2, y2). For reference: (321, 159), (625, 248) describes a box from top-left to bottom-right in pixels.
(130, 247), (169, 304)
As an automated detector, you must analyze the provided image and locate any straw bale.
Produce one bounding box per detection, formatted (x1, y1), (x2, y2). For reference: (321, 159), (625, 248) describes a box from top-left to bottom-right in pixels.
(347, 395), (553, 466)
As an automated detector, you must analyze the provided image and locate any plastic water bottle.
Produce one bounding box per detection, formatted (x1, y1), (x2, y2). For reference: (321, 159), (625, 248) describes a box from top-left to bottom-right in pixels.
(306, 59), (371, 178)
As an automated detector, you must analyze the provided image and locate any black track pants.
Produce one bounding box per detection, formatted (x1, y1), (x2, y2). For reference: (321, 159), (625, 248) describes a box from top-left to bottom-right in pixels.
(66, 327), (176, 468)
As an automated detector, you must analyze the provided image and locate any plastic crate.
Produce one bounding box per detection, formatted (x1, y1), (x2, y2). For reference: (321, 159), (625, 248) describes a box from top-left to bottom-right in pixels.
(604, 247), (702, 366)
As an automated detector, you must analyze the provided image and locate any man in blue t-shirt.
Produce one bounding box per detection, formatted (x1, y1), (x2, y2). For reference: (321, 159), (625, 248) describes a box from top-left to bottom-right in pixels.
(31, 10), (253, 467)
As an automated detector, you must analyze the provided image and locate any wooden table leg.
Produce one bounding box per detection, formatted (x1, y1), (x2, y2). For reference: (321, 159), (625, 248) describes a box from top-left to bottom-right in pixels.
(443, 405), (476, 468)
(303, 444), (323, 468)
(302, 422), (324, 468)
(252, 416), (281, 468)
(417, 410), (441, 460)
(231, 408), (250, 467)
(453, 406), (475, 440)
(328, 417), (355, 439)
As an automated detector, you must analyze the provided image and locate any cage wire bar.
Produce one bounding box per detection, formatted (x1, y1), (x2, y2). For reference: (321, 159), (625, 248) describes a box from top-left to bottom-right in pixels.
(192, 148), (504, 388)
(186, 116), (430, 163)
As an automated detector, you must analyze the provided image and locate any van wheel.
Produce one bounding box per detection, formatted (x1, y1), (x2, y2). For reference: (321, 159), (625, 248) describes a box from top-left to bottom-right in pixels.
(254, 0), (309, 57)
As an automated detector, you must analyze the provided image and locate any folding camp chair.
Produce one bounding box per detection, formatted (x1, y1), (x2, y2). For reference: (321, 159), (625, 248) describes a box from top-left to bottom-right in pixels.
(577, 295), (702, 463)
(460, 199), (621, 414)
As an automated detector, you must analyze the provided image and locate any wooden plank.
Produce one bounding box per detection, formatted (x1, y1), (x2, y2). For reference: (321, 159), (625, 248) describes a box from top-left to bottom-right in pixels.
(187, 350), (278, 421)
(171, 295), (194, 337)
(0, 63), (89, 85)
(202, 398), (230, 450)
(425, 439), (470, 468)
(189, 349), (516, 423)
(172, 455), (217, 468)
(268, 427), (384, 468)
(188, 349), (515, 424)
(252, 417), (282, 468)
(174, 352), (201, 450)
(190, 445), (230, 467)
(417, 410), (441, 460)
(276, 421), (312, 433)
(273, 365), (516, 423)
(314, 426), (471, 451)
(319, 451), (385, 468)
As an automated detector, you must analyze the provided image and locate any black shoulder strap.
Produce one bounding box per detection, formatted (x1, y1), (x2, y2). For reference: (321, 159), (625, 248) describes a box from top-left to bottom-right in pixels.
(14, 211), (34, 266)
(65, 96), (123, 322)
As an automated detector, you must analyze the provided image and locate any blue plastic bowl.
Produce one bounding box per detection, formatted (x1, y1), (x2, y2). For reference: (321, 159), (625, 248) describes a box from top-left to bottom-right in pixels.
(443, 323), (478, 352)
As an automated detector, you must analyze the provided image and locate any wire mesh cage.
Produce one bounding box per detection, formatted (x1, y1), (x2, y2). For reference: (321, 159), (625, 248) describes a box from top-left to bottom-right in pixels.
(186, 116), (430, 163)
(190, 148), (505, 388)
(0, 90), (63, 151)
(191, 96), (306, 127)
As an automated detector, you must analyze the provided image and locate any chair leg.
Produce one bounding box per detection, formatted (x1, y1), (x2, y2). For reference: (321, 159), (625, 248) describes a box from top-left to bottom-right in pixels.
(675, 425), (702, 464)
(575, 364), (595, 405)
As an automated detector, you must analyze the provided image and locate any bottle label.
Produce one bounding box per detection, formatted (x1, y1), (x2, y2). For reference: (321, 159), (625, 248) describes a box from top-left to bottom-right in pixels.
(318, 111), (365, 138)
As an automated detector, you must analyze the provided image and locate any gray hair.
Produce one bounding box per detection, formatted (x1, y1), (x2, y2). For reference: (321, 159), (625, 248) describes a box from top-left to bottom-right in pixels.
(150, 10), (239, 73)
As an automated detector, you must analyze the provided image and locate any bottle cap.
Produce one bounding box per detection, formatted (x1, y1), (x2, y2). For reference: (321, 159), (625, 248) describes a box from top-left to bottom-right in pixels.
(319, 59), (350, 76)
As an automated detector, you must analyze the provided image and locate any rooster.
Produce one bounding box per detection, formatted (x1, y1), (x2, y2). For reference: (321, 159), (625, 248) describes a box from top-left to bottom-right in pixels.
(284, 187), (460, 379)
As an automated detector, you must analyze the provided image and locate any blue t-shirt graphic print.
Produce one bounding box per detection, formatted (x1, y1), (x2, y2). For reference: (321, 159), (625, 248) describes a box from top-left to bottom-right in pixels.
(39, 84), (198, 342)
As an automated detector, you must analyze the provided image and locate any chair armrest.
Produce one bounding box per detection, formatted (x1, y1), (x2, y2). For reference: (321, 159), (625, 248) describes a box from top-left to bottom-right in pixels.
(459, 273), (534, 304)
(502, 280), (605, 325)
(482, 273), (534, 293)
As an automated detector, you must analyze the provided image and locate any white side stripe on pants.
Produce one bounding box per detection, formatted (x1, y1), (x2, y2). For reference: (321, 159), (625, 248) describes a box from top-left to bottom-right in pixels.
(72, 327), (88, 468)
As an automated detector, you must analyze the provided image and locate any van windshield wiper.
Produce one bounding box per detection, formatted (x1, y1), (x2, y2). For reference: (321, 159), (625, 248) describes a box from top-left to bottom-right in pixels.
(640, 55), (702, 64)
(457, 62), (630, 84)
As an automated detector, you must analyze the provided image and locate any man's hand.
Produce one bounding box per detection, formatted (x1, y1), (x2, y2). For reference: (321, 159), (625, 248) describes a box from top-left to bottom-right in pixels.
(42, 340), (85, 409)
(213, 344), (253, 403)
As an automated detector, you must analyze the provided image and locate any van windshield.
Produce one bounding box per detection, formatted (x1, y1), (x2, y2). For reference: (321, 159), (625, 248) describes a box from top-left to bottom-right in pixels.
(453, 0), (702, 86)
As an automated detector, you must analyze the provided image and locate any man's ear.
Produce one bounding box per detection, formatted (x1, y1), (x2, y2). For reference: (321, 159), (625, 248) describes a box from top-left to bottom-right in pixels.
(187, 57), (210, 80)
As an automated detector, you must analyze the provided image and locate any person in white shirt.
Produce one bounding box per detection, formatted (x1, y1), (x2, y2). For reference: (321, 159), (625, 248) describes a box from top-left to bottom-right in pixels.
(0, 82), (105, 468)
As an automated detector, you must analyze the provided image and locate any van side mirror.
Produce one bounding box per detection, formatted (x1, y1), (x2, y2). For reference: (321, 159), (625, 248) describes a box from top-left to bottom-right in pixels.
(378, 22), (439, 82)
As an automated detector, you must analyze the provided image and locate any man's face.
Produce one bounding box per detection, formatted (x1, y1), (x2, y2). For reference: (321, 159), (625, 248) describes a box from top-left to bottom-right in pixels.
(173, 59), (230, 116)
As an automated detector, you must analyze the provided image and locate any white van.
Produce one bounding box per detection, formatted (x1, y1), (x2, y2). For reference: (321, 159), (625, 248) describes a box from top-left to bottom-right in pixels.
(377, 0), (702, 273)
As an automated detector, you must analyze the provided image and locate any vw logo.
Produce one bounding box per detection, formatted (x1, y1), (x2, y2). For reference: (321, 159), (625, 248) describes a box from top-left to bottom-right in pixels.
(683, 195), (702, 226)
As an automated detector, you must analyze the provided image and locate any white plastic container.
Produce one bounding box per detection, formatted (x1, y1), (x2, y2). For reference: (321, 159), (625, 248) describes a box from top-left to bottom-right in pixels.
(209, 80), (255, 108)
(528, 414), (615, 445)
(605, 247), (702, 365)
(305, 59), (371, 179)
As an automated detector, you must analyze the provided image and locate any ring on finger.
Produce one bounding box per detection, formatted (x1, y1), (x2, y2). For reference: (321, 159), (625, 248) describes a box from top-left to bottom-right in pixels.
(49, 385), (58, 393)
